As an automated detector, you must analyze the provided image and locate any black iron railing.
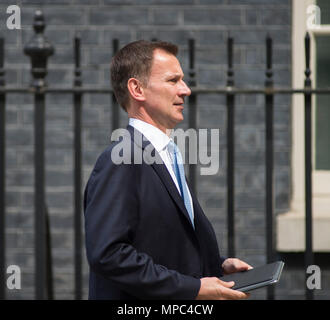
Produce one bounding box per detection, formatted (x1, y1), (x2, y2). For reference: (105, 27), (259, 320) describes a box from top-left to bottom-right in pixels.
(0, 10), (326, 300)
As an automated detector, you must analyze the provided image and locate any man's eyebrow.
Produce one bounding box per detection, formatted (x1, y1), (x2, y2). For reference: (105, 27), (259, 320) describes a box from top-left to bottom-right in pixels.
(164, 72), (184, 78)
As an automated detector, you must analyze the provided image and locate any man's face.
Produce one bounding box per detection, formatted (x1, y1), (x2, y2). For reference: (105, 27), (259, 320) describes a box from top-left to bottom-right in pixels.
(142, 49), (191, 132)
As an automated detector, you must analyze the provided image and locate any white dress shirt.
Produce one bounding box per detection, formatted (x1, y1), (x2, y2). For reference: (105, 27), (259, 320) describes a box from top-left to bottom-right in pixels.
(129, 118), (194, 217)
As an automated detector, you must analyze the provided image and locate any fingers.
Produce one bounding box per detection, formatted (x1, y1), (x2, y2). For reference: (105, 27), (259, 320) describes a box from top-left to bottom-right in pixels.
(240, 261), (253, 271)
(239, 259), (252, 269)
(197, 277), (251, 300)
(235, 259), (250, 270)
(218, 279), (234, 288)
(217, 279), (249, 300)
(229, 258), (253, 272)
(218, 284), (249, 300)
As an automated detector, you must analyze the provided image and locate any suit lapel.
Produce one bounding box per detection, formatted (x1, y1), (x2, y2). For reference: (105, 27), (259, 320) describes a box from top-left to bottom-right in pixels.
(127, 125), (195, 229)
(151, 161), (195, 228)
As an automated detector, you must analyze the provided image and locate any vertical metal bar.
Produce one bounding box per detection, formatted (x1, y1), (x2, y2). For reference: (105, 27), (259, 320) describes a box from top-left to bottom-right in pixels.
(45, 205), (53, 299)
(74, 35), (82, 300)
(226, 36), (235, 258)
(111, 39), (119, 132)
(188, 39), (197, 195)
(34, 91), (47, 299)
(24, 10), (54, 300)
(0, 37), (6, 300)
(265, 34), (275, 300)
(304, 32), (314, 300)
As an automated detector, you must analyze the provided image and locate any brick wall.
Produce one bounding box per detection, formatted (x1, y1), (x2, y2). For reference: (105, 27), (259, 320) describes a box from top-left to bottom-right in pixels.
(2, 0), (327, 300)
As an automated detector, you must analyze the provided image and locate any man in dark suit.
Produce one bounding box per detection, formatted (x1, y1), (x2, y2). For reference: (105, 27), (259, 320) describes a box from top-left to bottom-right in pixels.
(84, 40), (251, 300)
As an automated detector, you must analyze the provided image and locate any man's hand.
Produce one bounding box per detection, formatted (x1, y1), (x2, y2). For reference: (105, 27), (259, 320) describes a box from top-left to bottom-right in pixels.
(196, 277), (250, 300)
(222, 258), (253, 275)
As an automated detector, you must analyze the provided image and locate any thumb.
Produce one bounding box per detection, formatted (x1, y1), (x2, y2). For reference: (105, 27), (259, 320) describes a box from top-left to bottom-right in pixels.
(219, 280), (235, 288)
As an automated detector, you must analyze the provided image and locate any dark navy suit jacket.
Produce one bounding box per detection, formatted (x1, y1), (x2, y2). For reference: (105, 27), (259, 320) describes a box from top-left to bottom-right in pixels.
(84, 125), (225, 299)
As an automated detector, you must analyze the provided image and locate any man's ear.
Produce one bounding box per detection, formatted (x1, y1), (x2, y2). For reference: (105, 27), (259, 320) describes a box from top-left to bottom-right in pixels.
(127, 78), (146, 102)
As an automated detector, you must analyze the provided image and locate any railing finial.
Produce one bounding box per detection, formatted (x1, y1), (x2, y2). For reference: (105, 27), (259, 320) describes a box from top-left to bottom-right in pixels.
(24, 10), (54, 89)
(227, 36), (234, 87)
(74, 35), (82, 87)
(265, 34), (273, 88)
(33, 10), (45, 34)
(304, 32), (311, 88)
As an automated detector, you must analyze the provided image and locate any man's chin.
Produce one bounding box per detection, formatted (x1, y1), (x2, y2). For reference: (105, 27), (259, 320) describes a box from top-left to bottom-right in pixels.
(174, 114), (184, 124)
(165, 117), (183, 132)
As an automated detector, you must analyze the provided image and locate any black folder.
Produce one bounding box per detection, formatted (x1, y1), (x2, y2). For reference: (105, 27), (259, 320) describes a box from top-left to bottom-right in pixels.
(220, 261), (284, 292)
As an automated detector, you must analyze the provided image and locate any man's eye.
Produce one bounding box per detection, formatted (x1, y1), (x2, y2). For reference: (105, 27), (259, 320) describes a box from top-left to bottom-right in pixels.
(169, 78), (178, 83)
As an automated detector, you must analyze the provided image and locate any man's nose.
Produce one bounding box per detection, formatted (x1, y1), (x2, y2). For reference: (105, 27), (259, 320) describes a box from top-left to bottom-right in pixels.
(179, 80), (191, 97)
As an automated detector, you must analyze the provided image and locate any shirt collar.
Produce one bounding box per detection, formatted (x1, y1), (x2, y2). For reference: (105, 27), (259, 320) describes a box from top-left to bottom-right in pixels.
(128, 118), (171, 152)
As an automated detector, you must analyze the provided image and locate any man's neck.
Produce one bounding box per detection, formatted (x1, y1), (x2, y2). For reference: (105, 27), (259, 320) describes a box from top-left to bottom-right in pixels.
(129, 117), (172, 137)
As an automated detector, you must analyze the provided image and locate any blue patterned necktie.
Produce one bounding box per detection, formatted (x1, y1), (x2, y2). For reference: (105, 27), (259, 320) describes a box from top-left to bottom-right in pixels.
(167, 140), (194, 228)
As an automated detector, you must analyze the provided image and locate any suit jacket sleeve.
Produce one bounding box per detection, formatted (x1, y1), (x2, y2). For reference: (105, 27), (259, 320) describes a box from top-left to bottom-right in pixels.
(84, 148), (201, 299)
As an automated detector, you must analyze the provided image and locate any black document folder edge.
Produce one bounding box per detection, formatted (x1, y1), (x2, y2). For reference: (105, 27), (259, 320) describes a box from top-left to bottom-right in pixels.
(220, 261), (285, 292)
